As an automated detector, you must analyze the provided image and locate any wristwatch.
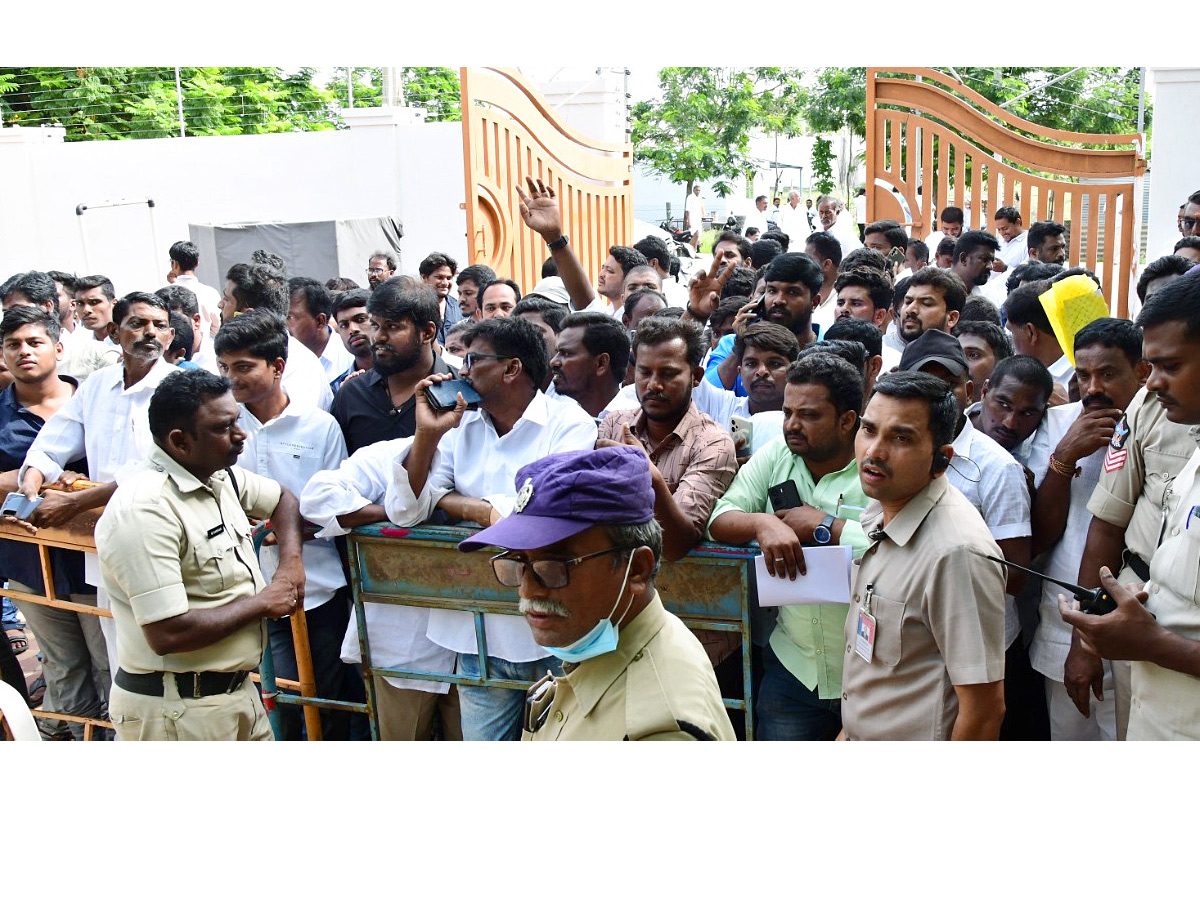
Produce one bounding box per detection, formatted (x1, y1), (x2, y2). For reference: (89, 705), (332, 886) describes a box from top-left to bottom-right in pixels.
(813, 514), (836, 545)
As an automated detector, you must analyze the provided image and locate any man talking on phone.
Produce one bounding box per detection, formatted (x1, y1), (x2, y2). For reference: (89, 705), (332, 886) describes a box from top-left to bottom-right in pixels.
(390, 315), (597, 741)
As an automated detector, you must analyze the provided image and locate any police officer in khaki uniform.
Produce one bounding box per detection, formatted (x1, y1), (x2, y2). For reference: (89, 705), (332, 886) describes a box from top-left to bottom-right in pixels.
(1063, 269), (1200, 739)
(1069, 262), (1198, 735)
(458, 445), (735, 741)
(97, 369), (305, 741)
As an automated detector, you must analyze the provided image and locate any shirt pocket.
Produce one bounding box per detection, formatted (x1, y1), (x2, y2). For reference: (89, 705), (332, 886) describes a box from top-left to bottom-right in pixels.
(869, 592), (906, 668)
(192, 527), (238, 595)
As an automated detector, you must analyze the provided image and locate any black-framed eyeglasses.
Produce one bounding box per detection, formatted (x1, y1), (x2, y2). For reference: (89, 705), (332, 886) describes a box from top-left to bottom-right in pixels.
(490, 547), (625, 589)
(464, 352), (512, 369)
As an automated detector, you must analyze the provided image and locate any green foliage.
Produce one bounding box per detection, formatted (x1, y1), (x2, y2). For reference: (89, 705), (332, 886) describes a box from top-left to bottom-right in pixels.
(0, 67), (339, 140)
(803, 67), (1149, 140)
(401, 67), (461, 122)
(631, 67), (807, 195)
(811, 137), (836, 195)
(0, 66), (463, 140)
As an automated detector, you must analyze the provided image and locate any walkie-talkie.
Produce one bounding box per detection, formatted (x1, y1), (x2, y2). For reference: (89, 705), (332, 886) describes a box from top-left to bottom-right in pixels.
(983, 555), (1117, 615)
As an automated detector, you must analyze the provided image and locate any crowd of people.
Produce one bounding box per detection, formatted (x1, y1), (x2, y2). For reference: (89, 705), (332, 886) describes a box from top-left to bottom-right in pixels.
(3, 175), (1200, 742)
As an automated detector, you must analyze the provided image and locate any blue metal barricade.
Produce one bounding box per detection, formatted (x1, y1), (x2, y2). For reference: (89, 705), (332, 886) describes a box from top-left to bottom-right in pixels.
(346, 524), (759, 739)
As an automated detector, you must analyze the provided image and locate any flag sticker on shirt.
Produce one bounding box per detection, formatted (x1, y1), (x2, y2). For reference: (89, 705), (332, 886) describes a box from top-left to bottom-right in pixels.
(1103, 415), (1130, 472)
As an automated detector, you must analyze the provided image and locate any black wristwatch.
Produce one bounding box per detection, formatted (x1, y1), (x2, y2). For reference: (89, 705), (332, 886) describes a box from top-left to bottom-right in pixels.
(547, 234), (569, 252)
(813, 514), (836, 545)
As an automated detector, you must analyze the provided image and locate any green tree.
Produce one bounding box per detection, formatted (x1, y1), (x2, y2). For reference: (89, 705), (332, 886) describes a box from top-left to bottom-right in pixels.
(631, 67), (807, 201)
(811, 137), (836, 195)
(0, 67), (338, 140)
(401, 67), (461, 122)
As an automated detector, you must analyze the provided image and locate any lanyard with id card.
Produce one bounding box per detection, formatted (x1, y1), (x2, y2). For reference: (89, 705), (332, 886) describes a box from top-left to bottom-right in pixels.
(855, 582), (877, 663)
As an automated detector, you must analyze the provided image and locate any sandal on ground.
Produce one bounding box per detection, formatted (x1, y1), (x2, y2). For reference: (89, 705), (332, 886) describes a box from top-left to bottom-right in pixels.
(6, 629), (27, 656)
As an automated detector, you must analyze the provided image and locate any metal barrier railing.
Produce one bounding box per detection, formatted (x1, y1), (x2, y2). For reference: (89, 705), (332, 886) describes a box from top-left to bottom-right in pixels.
(346, 524), (758, 739)
(0, 511), (337, 741)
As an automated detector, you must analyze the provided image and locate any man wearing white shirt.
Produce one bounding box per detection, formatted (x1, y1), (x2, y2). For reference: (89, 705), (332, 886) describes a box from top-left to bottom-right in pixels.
(991, 207), (1029, 282)
(1024, 320), (1146, 739)
(300, 435), (461, 740)
(157, 284), (216, 374)
(1002, 279), (1073, 403)
(743, 195), (770, 237)
(804, 232), (843, 338)
(20, 292), (181, 674)
(167, 241), (224, 339)
(72, 275), (124, 368)
(777, 191), (812, 246)
(684, 185), (706, 250)
(816, 195), (862, 257)
(214, 310), (358, 740)
(924, 206), (965, 258)
(220, 261), (333, 412)
(549, 311), (630, 419)
(286, 277), (355, 387)
(395, 316), (597, 739)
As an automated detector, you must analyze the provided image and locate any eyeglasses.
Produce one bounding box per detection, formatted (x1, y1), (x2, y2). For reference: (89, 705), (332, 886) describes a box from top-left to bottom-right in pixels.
(367, 267), (388, 275)
(463, 352), (512, 368)
(490, 547), (625, 589)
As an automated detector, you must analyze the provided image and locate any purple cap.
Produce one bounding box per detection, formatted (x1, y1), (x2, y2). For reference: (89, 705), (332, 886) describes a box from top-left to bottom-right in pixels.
(899, 328), (969, 378)
(457, 445), (654, 552)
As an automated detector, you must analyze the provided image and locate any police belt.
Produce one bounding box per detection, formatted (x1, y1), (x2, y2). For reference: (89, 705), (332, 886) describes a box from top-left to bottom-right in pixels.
(116, 668), (251, 699)
(1122, 549), (1151, 583)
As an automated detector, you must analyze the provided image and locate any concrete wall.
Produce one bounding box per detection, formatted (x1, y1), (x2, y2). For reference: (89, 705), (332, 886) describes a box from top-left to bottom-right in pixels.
(0, 113), (466, 295)
(1146, 68), (1200, 262)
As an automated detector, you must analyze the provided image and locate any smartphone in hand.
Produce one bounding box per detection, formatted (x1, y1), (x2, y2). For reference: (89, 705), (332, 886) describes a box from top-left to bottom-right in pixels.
(767, 480), (802, 511)
(425, 378), (483, 411)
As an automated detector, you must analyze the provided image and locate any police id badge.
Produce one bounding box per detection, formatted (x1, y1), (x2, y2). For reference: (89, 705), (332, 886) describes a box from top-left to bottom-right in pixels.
(1103, 415), (1130, 473)
(855, 610), (876, 662)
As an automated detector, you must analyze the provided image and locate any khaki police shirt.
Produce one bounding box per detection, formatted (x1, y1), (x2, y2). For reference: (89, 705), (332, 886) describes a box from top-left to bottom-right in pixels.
(1130, 434), (1200, 739)
(1087, 387), (1195, 583)
(841, 476), (1007, 741)
(96, 445), (282, 675)
(521, 592), (736, 741)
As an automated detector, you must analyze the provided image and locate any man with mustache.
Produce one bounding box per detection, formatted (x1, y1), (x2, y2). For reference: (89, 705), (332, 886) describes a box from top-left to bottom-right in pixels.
(95, 369), (305, 740)
(970, 355), (1053, 455)
(898, 267), (967, 345)
(1002, 280), (1074, 404)
(1020, 319), (1147, 739)
(840, 371), (1007, 740)
(329, 289), (374, 392)
(457, 445), (734, 741)
(703, 252), (821, 395)
(708, 353), (869, 740)
(20, 292), (180, 675)
(1061, 270), (1200, 739)
(949, 231), (1000, 301)
(329, 279), (454, 455)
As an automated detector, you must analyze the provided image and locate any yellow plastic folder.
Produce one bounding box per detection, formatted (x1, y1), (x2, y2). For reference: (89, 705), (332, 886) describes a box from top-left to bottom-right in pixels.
(1038, 275), (1110, 366)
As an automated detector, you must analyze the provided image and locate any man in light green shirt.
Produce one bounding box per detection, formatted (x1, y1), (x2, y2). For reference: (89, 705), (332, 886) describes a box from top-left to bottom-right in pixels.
(708, 353), (869, 739)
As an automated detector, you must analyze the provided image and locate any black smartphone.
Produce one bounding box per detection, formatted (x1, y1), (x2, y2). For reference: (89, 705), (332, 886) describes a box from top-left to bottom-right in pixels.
(768, 480), (802, 511)
(425, 379), (483, 412)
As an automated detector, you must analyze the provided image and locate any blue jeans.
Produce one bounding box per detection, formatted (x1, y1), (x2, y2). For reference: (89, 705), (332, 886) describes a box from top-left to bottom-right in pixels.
(755, 644), (841, 741)
(267, 588), (365, 741)
(2, 595), (24, 631)
(456, 653), (561, 741)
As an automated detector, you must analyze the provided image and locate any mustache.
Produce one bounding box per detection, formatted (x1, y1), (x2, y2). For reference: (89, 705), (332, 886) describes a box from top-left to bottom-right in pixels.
(861, 455), (891, 477)
(519, 597), (570, 617)
(1083, 393), (1115, 409)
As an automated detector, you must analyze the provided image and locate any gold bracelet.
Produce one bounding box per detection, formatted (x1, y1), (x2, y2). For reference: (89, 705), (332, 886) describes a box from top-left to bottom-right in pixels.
(1048, 453), (1081, 479)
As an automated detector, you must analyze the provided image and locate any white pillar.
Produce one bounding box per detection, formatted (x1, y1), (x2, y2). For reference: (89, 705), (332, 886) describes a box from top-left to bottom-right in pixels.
(1146, 68), (1200, 261)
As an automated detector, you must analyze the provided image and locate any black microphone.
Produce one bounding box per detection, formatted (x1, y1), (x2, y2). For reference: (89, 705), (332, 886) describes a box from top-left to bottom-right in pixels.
(868, 528), (886, 541)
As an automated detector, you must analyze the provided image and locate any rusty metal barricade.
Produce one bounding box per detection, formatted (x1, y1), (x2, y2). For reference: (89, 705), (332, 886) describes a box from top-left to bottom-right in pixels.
(346, 524), (759, 740)
(0, 508), (332, 741)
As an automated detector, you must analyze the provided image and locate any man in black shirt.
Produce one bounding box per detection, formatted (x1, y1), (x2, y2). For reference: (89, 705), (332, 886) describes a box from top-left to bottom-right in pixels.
(330, 278), (456, 454)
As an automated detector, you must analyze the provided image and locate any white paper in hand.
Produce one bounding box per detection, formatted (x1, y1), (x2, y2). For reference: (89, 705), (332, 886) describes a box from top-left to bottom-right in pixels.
(755, 545), (853, 606)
